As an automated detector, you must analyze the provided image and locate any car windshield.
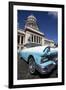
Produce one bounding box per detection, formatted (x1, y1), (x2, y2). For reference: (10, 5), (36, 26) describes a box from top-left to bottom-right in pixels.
(43, 47), (50, 53)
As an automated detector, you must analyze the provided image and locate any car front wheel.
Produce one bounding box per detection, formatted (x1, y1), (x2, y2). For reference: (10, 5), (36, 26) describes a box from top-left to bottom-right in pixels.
(28, 57), (36, 74)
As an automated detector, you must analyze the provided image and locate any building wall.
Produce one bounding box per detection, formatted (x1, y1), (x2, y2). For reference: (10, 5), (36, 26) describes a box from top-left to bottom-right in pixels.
(17, 29), (55, 51)
(25, 30), (43, 45)
(17, 32), (25, 50)
(44, 39), (54, 47)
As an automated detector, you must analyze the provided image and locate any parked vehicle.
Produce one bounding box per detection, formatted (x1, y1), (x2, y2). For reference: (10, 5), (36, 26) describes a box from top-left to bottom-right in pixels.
(18, 45), (58, 74)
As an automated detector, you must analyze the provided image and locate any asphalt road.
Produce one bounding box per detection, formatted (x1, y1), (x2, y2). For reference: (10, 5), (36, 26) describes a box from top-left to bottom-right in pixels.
(17, 57), (58, 80)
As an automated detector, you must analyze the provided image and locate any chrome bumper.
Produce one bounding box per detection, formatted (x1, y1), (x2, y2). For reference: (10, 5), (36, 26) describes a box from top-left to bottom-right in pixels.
(36, 64), (56, 74)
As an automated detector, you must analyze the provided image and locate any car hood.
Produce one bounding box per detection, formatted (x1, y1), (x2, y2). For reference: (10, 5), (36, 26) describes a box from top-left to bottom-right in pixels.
(22, 46), (48, 53)
(21, 46), (58, 57)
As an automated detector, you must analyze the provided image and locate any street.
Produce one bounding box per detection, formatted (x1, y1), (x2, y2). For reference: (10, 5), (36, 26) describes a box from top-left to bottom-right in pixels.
(17, 57), (58, 80)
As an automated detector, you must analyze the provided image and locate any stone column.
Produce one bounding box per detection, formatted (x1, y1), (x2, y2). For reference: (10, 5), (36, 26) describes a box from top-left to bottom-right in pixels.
(40, 37), (42, 45)
(39, 36), (40, 43)
(42, 37), (44, 46)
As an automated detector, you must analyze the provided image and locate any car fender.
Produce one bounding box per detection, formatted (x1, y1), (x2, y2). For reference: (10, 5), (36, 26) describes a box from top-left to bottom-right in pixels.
(28, 53), (41, 65)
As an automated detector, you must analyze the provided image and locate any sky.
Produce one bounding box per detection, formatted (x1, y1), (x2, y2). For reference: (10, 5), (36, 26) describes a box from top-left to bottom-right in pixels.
(17, 10), (58, 44)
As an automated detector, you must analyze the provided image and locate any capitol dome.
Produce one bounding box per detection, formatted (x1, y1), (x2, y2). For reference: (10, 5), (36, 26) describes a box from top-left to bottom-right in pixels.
(25, 14), (39, 31)
(27, 14), (37, 21)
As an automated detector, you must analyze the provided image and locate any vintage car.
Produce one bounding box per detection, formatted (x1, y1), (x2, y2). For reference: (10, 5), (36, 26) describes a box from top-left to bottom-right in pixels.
(18, 45), (58, 74)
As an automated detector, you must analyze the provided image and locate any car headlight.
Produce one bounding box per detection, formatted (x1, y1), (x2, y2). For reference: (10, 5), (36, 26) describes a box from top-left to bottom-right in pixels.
(54, 57), (58, 62)
(53, 57), (58, 61)
(41, 57), (48, 63)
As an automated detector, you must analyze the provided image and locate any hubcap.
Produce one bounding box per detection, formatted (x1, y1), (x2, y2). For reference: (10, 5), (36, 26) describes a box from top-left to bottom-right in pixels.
(29, 58), (35, 74)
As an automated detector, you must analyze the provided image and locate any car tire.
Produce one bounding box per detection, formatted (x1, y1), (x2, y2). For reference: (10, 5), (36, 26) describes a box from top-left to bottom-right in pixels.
(28, 57), (36, 74)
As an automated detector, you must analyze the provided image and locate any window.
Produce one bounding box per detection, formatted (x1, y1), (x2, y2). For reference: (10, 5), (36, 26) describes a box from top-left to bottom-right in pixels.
(21, 36), (23, 44)
(43, 47), (50, 53)
(34, 35), (36, 42)
(31, 34), (33, 42)
(18, 35), (20, 44)
(17, 46), (19, 49)
(21, 47), (23, 49)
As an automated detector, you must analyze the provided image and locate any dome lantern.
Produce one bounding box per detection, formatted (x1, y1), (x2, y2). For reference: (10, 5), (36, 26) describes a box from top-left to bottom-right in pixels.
(25, 14), (39, 31)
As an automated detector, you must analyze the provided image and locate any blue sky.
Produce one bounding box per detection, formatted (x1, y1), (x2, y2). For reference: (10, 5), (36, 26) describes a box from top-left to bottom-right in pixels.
(17, 10), (58, 44)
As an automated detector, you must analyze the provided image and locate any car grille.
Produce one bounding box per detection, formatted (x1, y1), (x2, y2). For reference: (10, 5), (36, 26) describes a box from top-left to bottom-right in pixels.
(48, 64), (54, 68)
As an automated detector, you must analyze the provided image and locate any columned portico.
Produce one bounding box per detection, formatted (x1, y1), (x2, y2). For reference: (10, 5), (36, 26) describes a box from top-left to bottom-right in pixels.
(17, 30), (25, 50)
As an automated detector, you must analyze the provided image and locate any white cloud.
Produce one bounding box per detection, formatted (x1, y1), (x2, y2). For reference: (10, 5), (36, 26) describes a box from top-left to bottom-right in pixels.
(48, 12), (58, 18)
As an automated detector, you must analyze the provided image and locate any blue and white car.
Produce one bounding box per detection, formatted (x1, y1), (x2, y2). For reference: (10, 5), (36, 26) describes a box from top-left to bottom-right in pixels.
(18, 45), (58, 74)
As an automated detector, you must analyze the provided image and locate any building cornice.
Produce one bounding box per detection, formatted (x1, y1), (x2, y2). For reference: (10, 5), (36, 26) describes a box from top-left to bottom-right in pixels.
(24, 26), (44, 37)
(17, 29), (25, 35)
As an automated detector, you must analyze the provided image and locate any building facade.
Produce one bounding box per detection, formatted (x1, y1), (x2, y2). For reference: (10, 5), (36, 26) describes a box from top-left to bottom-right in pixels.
(17, 15), (55, 50)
